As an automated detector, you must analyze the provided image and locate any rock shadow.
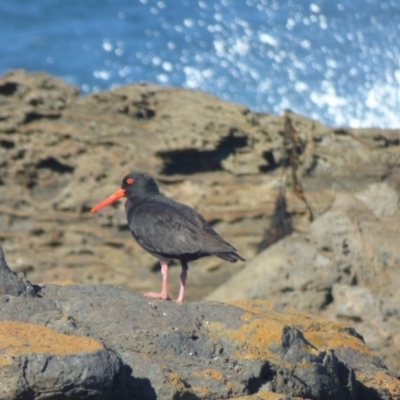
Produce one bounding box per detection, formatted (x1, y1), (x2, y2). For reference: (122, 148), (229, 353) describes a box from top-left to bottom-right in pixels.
(116, 364), (157, 400)
(157, 130), (248, 175)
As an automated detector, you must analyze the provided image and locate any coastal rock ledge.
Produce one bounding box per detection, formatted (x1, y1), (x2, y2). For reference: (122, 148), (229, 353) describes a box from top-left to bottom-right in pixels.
(1, 244), (399, 400)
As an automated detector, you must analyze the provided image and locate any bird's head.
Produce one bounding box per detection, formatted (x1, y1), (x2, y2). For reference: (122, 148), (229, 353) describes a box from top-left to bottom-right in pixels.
(90, 172), (160, 213)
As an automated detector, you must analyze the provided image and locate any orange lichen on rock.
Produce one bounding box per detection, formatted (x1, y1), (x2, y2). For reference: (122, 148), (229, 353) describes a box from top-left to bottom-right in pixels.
(229, 392), (296, 400)
(192, 368), (224, 380)
(357, 370), (400, 399)
(166, 371), (211, 397)
(233, 300), (374, 356)
(0, 320), (103, 366)
(207, 318), (282, 362)
(304, 330), (375, 357)
(166, 371), (190, 391)
(232, 300), (376, 357)
(208, 301), (316, 362)
(211, 300), (400, 399)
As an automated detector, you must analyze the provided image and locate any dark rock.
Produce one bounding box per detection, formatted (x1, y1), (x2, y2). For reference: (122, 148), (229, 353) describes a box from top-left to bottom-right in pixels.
(0, 321), (121, 400)
(0, 242), (35, 297)
(1, 262), (399, 399)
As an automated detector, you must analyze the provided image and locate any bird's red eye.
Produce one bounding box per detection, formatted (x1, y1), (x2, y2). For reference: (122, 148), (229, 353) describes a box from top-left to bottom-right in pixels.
(126, 178), (134, 184)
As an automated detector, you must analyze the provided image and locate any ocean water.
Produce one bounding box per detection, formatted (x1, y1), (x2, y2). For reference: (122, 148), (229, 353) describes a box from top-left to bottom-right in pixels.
(0, 0), (399, 128)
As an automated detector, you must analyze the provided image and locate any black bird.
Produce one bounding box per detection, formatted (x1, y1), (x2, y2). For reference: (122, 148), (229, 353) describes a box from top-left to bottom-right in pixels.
(91, 172), (245, 302)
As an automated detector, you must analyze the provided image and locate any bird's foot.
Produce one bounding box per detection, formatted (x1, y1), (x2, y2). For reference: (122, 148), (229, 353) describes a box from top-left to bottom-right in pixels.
(173, 293), (184, 303)
(144, 292), (171, 301)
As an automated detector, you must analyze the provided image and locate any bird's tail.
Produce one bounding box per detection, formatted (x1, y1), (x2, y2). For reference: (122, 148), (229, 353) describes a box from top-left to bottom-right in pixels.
(216, 252), (245, 263)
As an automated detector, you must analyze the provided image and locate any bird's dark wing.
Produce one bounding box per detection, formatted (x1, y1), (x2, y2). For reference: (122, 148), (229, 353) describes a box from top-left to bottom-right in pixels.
(126, 197), (236, 259)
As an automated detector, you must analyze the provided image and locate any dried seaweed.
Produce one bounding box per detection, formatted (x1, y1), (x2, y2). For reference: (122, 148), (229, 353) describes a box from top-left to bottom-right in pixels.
(283, 111), (313, 222)
(257, 111), (313, 253)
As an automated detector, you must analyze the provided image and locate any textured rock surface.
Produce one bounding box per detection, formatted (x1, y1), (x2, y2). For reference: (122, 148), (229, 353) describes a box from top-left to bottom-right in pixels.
(0, 241), (35, 297)
(1, 69), (400, 374)
(208, 186), (400, 374)
(0, 250), (399, 399)
(0, 321), (120, 400)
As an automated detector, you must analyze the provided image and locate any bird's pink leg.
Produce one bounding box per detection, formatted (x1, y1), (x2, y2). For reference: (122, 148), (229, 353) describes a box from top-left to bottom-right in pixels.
(174, 267), (187, 303)
(144, 261), (171, 300)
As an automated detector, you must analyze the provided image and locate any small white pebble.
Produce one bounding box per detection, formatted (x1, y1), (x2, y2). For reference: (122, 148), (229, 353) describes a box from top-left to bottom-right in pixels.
(163, 312), (167, 316)
(189, 352), (193, 356)
(205, 321), (209, 324)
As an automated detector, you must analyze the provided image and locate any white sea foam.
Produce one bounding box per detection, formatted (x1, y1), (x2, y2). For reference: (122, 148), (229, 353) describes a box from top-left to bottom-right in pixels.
(93, 70), (111, 80)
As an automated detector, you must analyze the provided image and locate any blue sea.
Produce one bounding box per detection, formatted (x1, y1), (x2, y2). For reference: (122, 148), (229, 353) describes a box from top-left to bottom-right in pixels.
(1, 0), (399, 128)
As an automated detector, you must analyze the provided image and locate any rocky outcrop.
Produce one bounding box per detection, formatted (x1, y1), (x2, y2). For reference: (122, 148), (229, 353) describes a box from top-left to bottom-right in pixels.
(0, 243), (399, 399)
(1, 70), (400, 375)
(207, 183), (400, 374)
(0, 241), (35, 297)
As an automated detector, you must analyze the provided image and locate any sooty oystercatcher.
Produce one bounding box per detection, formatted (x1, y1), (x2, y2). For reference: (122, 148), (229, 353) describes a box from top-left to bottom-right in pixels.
(91, 172), (244, 302)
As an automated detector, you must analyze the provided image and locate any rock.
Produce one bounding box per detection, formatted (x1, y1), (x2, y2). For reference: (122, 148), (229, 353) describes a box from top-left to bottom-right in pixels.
(355, 182), (399, 218)
(1, 69), (400, 376)
(0, 242), (35, 297)
(0, 69), (79, 133)
(208, 188), (400, 374)
(0, 321), (120, 400)
(0, 274), (399, 399)
(207, 232), (340, 311)
(323, 284), (400, 379)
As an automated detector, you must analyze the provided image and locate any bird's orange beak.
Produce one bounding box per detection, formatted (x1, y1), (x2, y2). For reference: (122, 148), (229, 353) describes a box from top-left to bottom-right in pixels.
(90, 188), (126, 213)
